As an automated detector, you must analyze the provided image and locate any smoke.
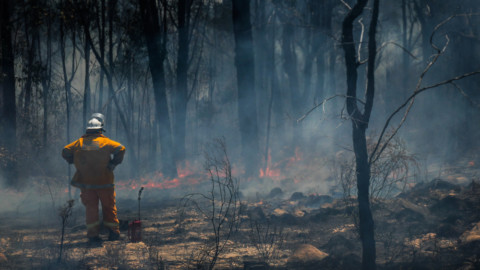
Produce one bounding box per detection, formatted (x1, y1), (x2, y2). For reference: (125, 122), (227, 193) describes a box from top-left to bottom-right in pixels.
(1, 0), (479, 212)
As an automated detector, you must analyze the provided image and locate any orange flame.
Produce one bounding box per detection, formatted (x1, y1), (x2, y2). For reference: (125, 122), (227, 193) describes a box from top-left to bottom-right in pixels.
(259, 147), (303, 181)
(117, 161), (202, 191)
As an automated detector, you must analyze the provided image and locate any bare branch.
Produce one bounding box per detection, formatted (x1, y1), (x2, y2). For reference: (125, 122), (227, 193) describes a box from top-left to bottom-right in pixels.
(297, 94), (366, 123)
(359, 41), (418, 65)
(429, 13), (480, 51)
(357, 18), (365, 63)
(452, 82), (480, 109)
(340, 0), (352, 10)
(369, 37), (449, 165)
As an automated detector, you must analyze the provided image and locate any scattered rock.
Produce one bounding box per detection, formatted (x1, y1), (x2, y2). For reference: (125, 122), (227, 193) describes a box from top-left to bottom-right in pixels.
(272, 208), (287, 216)
(442, 214), (464, 225)
(391, 198), (429, 221)
(293, 209), (305, 217)
(429, 196), (471, 215)
(248, 206), (267, 222)
(394, 207), (425, 222)
(316, 253), (361, 270)
(322, 235), (356, 256)
(398, 179), (461, 199)
(424, 179), (461, 191)
(436, 223), (462, 238)
(0, 253), (7, 264)
(271, 209), (298, 225)
(309, 207), (341, 222)
(290, 192), (306, 201)
(268, 187), (283, 198)
(460, 222), (480, 244)
(305, 194), (333, 208)
(287, 244), (328, 269)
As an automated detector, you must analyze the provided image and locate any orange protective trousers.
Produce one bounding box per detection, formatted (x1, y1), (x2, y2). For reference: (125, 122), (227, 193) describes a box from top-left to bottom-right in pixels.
(80, 187), (120, 237)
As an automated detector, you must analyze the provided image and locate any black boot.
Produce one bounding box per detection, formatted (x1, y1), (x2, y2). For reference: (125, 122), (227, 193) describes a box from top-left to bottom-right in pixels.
(108, 230), (121, 241)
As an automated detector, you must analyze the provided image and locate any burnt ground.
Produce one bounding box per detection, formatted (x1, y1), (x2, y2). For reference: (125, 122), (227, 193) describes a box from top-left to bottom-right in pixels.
(1, 167), (480, 269)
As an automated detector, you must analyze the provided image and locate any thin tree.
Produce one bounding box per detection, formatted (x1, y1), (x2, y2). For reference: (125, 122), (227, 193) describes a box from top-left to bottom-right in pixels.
(39, 1), (53, 148)
(0, 0), (17, 186)
(174, 0), (194, 164)
(139, 0), (178, 178)
(59, 1), (80, 197)
(341, 0), (379, 269)
(78, 0), (138, 167)
(232, 0), (260, 176)
(83, 15), (91, 131)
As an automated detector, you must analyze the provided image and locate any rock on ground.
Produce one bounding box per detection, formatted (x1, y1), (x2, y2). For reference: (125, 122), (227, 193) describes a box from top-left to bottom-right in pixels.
(0, 253), (7, 264)
(460, 222), (480, 244)
(287, 244), (328, 269)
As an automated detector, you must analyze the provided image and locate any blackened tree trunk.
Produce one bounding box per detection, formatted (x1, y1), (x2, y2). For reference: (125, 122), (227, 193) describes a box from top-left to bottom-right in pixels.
(277, 2), (302, 152)
(401, 0), (408, 101)
(106, 0), (116, 128)
(83, 23), (91, 131)
(252, 0), (270, 130)
(96, 0), (106, 111)
(80, 1), (138, 172)
(232, 0), (260, 176)
(253, 0), (275, 171)
(23, 9), (37, 119)
(174, 0), (192, 164)
(60, 18), (76, 197)
(140, 0), (177, 178)
(310, 0), (334, 101)
(341, 0), (379, 269)
(413, 0), (433, 63)
(0, 0), (17, 185)
(40, 2), (52, 148)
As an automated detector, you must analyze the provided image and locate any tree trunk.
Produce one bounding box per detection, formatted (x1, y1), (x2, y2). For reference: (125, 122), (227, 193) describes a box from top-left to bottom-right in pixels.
(96, 0), (106, 111)
(311, 0), (334, 101)
(413, 0), (433, 63)
(106, 0), (116, 128)
(232, 0), (260, 176)
(401, 0), (408, 101)
(174, 0), (191, 164)
(23, 14), (36, 119)
(253, 0), (268, 134)
(60, 20), (73, 197)
(40, 8), (52, 149)
(280, 5), (301, 150)
(0, 0), (18, 185)
(83, 25), (91, 131)
(140, 0), (177, 178)
(341, 0), (379, 269)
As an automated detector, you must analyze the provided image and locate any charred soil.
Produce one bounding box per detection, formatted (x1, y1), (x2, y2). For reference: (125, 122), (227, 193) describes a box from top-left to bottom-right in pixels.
(1, 177), (480, 269)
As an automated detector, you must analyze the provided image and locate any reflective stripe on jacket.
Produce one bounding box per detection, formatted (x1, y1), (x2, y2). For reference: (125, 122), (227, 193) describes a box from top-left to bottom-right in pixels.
(62, 133), (125, 188)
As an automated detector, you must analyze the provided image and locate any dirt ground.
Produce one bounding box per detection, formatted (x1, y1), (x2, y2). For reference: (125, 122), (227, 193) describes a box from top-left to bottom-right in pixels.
(1, 162), (480, 269)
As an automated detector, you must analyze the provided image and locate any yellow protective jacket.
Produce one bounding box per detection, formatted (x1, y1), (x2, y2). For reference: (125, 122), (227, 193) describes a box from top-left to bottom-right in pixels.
(62, 133), (125, 189)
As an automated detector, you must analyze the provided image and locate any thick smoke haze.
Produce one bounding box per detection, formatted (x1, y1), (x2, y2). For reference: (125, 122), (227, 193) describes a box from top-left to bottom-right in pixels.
(1, 0), (480, 218)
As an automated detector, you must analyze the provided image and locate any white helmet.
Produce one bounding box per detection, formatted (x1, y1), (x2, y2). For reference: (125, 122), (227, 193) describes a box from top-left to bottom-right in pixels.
(91, 113), (105, 125)
(86, 118), (103, 130)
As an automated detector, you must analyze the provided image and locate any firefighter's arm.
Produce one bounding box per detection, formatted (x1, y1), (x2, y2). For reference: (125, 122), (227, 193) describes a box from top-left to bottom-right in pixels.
(62, 140), (78, 164)
(108, 142), (125, 171)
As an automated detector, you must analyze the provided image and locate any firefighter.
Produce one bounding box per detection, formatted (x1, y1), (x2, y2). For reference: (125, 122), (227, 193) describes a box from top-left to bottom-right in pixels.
(62, 113), (125, 243)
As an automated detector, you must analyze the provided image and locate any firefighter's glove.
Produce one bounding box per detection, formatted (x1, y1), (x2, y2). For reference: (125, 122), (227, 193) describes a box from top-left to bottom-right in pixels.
(107, 162), (116, 171)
